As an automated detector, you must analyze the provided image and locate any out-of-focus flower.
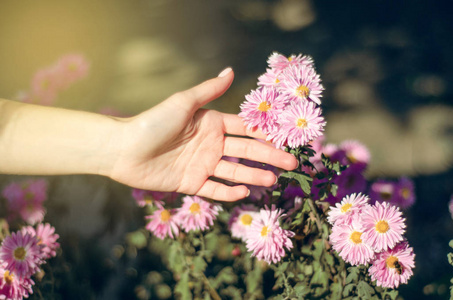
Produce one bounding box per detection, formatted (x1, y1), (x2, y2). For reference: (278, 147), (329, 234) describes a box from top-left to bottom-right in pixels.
(30, 68), (60, 105)
(0, 232), (43, 278)
(394, 177), (415, 209)
(362, 202), (406, 252)
(267, 52), (313, 72)
(368, 240), (415, 289)
(330, 218), (375, 265)
(332, 165), (367, 203)
(0, 265), (34, 300)
(245, 205), (294, 264)
(174, 196), (222, 232)
(449, 195), (453, 220)
(369, 180), (397, 205)
(228, 204), (259, 241)
(21, 223), (60, 259)
(327, 193), (369, 226)
(55, 54), (90, 89)
(278, 65), (323, 105)
(145, 207), (179, 240)
(2, 179), (48, 225)
(337, 140), (370, 171)
(268, 101), (326, 149)
(239, 86), (288, 135)
(131, 189), (167, 208)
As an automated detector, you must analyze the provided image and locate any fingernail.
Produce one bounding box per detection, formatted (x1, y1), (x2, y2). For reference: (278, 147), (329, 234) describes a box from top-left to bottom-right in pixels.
(218, 67), (232, 78)
(274, 176), (279, 185)
(246, 189), (250, 197)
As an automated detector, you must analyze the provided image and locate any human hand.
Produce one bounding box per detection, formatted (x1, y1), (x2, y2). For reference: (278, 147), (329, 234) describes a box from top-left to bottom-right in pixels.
(107, 68), (298, 201)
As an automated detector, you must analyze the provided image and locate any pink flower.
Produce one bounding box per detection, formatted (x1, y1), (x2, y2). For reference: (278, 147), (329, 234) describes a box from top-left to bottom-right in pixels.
(30, 67), (60, 105)
(368, 240), (415, 289)
(267, 52), (314, 72)
(245, 205), (294, 264)
(327, 193), (370, 226)
(369, 180), (397, 205)
(175, 196), (222, 232)
(145, 207), (179, 240)
(0, 265), (34, 300)
(131, 189), (165, 208)
(449, 195), (453, 220)
(278, 65), (323, 105)
(336, 140), (370, 172)
(0, 232), (43, 278)
(55, 54), (90, 88)
(268, 101), (326, 149)
(21, 223), (60, 259)
(331, 165), (367, 204)
(395, 177), (415, 209)
(361, 202), (406, 252)
(330, 218), (375, 265)
(257, 68), (282, 87)
(239, 87), (288, 135)
(2, 179), (48, 225)
(228, 204), (259, 241)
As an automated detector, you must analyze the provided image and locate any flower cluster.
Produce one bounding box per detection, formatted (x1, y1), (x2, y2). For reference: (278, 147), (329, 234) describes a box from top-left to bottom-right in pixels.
(370, 177), (415, 209)
(0, 224), (59, 300)
(328, 193), (415, 289)
(18, 54), (89, 105)
(141, 194), (222, 240)
(239, 52), (326, 149)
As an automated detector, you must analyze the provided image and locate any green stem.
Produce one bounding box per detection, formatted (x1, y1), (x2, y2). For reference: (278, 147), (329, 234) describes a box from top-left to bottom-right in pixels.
(307, 198), (323, 234)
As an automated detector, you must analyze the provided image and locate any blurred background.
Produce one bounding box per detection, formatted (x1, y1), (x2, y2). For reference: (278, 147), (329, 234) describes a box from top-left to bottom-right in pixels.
(0, 0), (452, 299)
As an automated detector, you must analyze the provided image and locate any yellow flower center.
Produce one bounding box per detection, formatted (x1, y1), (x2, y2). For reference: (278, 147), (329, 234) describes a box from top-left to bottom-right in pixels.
(3, 271), (13, 285)
(13, 247), (26, 261)
(160, 210), (171, 222)
(386, 256), (399, 268)
(346, 153), (358, 164)
(296, 118), (308, 128)
(144, 196), (153, 205)
(258, 101), (271, 112)
(380, 192), (392, 200)
(261, 226), (269, 237)
(375, 220), (390, 233)
(296, 85), (310, 98)
(341, 203), (352, 213)
(401, 188), (410, 199)
(288, 56), (293, 62)
(350, 231), (362, 244)
(275, 78), (280, 84)
(68, 63), (78, 71)
(240, 214), (253, 226)
(189, 203), (201, 214)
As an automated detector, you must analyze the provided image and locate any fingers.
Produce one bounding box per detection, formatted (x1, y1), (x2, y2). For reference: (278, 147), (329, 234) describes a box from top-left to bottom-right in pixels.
(168, 67), (234, 113)
(196, 180), (249, 202)
(222, 113), (268, 140)
(213, 160), (277, 187)
(223, 136), (299, 171)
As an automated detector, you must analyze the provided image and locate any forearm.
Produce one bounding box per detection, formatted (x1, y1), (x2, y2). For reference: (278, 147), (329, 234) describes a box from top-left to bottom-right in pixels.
(0, 99), (121, 177)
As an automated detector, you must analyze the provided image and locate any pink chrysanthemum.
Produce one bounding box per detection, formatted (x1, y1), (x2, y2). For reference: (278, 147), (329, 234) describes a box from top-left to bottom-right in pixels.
(268, 101), (326, 149)
(257, 68), (282, 87)
(55, 54), (90, 88)
(21, 223), (60, 259)
(361, 202), (406, 252)
(330, 219), (375, 265)
(30, 67), (60, 105)
(0, 265), (34, 300)
(327, 193), (369, 226)
(395, 177), (415, 209)
(369, 180), (397, 205)
(145, 207), (180, 240)
(278, 65), (323, 105)
(175, 196), (222, 232)
(239, 87), (288, 135)
(245, 205), (294, 264)
(2, 179), (48, 225)
(228, 204), (259, 241)
(368, 240), (415, 289)
(267, 52), (314, 72)
(339, 140), (371, 170)
(131, 189), (165, 208)
(0, 232), (43, 278)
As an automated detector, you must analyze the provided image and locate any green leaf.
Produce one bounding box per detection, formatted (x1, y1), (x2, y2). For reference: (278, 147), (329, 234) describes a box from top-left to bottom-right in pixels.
(280, 171), (313, 195)
(193, 255), (207, 273)
(357, 281), (374, 299)
(245, 265), (262, 293)
(324, 251), (334, 267)
(448, 253), (453, 266)
(294, 283), (310, 297)
(449, 239), (453, 249)
(310, 268), (328, 288)
(330, 183), (339, 197)
(167, 242), (185, 273)
(216, 266), (237, 285)
(126, 230), (147, 249)
(312, 240), (324, 261)
(342, 284), (355, 297)
(330, 282), (343, 300)
(346, 267), (360, 284)
(174, 271), (192, 300)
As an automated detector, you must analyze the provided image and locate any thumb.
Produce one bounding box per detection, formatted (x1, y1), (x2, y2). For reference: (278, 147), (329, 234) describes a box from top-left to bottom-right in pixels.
(168, 67), (234, 113)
